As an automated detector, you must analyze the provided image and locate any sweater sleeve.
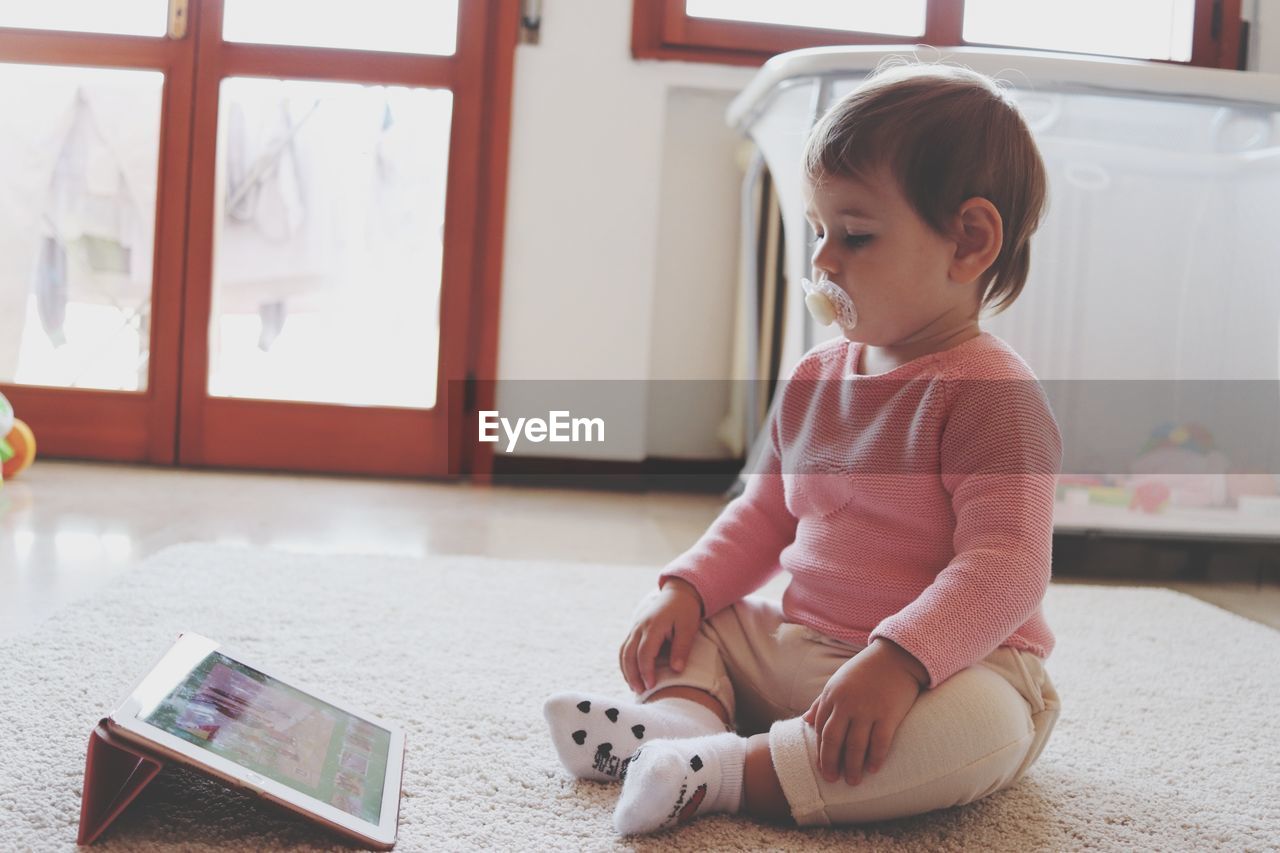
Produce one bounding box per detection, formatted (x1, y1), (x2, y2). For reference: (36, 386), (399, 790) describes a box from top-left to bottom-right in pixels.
(868, 375), (1062, 687)
(658, 406), (799, 618)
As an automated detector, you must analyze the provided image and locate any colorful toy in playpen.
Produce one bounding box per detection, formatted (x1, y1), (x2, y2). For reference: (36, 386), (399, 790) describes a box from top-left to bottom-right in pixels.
(1127, 421), (1230, 510)
(0, 392), (37, 485)
(1058, 421), (1280, 514)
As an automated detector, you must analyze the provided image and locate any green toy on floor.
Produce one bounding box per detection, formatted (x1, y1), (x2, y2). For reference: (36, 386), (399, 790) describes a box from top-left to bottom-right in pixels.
(0, 391), (37, 488)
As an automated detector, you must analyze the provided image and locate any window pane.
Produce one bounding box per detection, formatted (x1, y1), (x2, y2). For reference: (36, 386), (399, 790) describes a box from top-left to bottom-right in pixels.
(686, 0), (926, 36)
(208, 78), (451, 409)
(223, 0), (459, 56)
(0, 64), (163, 392)
(0, 0), (167, 37)
(964, 0), (1195, 62)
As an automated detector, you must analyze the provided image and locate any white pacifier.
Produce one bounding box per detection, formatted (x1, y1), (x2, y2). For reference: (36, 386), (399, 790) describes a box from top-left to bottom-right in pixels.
(801, 276), (858, 331)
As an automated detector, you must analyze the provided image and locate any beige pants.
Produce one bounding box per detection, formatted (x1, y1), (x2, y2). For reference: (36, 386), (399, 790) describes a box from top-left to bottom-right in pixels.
(636, 594), (1061, 827)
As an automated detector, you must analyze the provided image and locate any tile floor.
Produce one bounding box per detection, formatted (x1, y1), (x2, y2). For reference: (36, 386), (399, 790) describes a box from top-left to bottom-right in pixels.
(1, 461), (1277, 639)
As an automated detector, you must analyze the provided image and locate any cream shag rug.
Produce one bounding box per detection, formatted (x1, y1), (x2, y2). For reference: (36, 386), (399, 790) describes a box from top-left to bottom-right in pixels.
(0, 544), (1277, 852)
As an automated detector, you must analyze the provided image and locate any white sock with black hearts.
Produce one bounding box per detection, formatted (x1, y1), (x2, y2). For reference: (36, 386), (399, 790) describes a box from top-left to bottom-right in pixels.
(543, 692), (727, 782)
(613, 732), (747, 836)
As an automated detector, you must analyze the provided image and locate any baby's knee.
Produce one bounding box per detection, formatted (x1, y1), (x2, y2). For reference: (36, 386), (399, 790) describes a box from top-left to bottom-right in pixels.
(636, 639), (735, 722)
(766, 673), (1039, 826)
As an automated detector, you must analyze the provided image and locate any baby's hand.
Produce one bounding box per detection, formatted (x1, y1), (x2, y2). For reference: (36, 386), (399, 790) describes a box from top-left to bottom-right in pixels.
(619, 577), (704, 694)
(802, 639), (927, 786)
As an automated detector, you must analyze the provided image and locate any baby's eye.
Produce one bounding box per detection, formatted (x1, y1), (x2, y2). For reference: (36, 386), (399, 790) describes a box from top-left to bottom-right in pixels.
(809, 232), (873, 250)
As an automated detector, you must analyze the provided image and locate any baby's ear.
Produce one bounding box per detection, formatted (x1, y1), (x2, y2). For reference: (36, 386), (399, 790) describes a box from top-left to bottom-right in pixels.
(949, 198), (1003, 286)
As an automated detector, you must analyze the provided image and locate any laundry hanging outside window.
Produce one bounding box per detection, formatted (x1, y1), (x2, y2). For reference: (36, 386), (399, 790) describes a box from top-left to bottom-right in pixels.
(34, 87), (147, 350)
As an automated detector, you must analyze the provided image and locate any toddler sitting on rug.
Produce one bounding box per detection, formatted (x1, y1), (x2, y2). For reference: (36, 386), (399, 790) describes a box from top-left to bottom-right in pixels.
(545, 60), (1064, 836)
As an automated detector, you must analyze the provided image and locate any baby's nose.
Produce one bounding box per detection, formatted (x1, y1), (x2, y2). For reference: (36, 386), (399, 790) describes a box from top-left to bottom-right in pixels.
(810, 246), (840, 276)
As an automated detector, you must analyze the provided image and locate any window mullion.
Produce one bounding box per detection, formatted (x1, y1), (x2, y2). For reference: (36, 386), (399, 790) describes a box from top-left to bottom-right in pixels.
(924, 0), (966, 46)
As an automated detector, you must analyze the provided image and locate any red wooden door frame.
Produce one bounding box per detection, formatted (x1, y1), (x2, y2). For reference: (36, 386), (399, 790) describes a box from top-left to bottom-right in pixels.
(458, 2), (516, 485)
(0, 25), (195, 464)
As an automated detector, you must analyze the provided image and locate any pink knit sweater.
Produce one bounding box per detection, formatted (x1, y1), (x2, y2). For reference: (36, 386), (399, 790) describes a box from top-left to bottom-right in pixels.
(660, 332), (1063, 688)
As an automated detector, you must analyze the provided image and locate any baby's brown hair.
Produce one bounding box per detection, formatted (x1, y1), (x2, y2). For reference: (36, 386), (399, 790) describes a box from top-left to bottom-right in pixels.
(804, 61), (1047, 316)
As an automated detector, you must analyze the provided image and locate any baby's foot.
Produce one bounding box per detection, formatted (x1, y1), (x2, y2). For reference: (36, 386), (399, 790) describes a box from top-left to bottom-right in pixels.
(543, 692), (725, 782)
(613, 732), (746, 836)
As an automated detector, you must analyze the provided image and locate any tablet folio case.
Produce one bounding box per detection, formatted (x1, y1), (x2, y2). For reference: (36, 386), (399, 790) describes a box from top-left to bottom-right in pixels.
(77, 719), (164, 845)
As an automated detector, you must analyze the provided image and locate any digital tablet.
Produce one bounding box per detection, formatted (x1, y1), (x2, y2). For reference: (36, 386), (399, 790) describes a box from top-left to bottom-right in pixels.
(105, 632), (405, 850)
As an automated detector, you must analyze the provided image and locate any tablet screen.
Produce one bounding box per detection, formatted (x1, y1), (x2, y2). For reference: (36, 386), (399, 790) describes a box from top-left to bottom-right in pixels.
(141, 651), (391, 823)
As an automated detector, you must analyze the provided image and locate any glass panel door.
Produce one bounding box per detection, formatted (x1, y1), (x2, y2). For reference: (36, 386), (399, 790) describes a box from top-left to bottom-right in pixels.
(176, 0), (497, 477)
(0, 11), (195, 463)
(1, 0), (508, 476)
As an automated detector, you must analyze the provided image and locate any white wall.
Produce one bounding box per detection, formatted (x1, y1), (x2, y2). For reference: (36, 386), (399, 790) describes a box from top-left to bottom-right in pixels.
(645, 87), (749, 458)
(496, 0), (753, 460)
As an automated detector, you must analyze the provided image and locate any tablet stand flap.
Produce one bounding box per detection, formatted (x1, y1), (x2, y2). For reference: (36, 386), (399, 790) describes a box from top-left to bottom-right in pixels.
(77, 719), (165, 845)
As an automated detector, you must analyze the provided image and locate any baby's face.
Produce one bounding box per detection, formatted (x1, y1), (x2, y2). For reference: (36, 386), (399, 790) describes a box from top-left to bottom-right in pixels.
(803, 169), (974, 346)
